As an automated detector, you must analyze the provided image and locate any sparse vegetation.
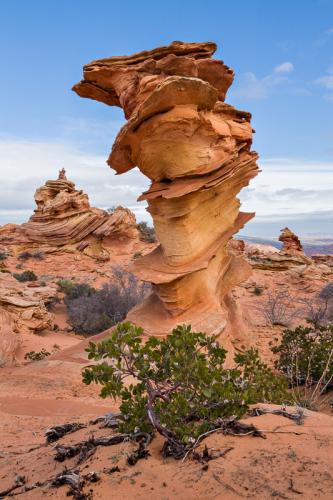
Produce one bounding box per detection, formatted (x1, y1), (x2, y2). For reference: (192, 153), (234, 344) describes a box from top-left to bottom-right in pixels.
(83, 323), (289, 456)
(24, 349), (51, 361)
(260, 290), (298, 326)
(13, 270), (38, 282)
(133, 251), (142, 259)
(253, 286), (263, 296)
(0, 250), (8, 261)
(137, 221), (156, 243)
(18, 251), (32, 261)
(63, 267), (150, 336)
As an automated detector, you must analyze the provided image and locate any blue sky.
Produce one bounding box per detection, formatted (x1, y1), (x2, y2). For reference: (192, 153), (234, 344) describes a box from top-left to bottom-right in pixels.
(1, 0), (333, 237)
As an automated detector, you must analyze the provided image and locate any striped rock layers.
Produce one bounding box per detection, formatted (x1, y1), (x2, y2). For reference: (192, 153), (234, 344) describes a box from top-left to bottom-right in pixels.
(74, 41), (259, 338)
(0, 170), (139, 260)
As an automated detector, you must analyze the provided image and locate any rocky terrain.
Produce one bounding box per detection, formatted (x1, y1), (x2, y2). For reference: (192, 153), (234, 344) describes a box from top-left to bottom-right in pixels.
(1, 40), (333, 499)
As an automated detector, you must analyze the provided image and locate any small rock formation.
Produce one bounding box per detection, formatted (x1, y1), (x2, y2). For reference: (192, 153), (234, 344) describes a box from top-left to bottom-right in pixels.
(248, 228), (311, 271)
(0, 171), (139, 260)
(279, 227), (304, 255)
(0, 273), (55, 365)
(73, 41), (259, 339)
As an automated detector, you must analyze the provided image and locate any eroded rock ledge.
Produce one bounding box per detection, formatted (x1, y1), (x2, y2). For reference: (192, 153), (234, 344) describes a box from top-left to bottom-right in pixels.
(73, 41), (259, 340)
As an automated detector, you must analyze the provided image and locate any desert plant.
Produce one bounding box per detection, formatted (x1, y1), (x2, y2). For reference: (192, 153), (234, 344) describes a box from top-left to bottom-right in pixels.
(65, 268), (150, 335)
(0, 251), (8, 261)
(18, 251), (32, 261)
(83, 323), (289, 455)
(32, 250), (45, 260)
(253, 286), (263, 296)
(137, 221), (156, 243)
(297, 283), (333, 329)
(272, 325), (333, 408)
(24, 348), (51, 361)
(13, 270), (37, 282)
(260, 290), (298, 326)
(133, 251), (142, 259)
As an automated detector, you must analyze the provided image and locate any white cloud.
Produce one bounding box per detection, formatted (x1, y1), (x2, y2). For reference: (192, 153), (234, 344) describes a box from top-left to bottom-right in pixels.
(231, 62), (294, 100)
(0, 139), (332, 239)
(273, 62), (294, 74)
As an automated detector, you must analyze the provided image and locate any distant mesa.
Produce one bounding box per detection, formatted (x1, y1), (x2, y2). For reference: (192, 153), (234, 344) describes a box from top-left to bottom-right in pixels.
(0, 169), (139, 260)
(73, 40), (259, 346)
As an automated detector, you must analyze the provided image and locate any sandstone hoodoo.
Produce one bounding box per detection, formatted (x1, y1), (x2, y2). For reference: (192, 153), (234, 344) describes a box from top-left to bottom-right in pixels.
(74, 41), (259, 339)
(0, 170), (139, 260)
(279, 227), (304, 255)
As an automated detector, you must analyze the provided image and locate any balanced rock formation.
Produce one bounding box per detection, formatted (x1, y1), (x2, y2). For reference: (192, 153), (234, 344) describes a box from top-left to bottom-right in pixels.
(73, 41), (259, 339)
(0, 170), (139, 260)
(279, 227), (304, 255)
(248, 228), (311, 271)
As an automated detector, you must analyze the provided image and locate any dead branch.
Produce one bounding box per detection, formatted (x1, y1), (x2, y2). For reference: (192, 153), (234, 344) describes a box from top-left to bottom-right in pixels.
(248, 406), (305, 425)
(45, 422), (86, 443)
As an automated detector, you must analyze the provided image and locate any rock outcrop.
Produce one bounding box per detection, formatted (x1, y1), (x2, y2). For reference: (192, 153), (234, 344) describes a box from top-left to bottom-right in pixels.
(248, 228), (312, 271)
(279, 227), (304, 254)
(0, 273), (55, 365)
(74, 41), (259, 340)
(0, 170), (139, 260)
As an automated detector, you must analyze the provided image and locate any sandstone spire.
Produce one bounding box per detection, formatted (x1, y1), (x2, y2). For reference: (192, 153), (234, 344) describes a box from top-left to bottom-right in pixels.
(279, 227), (304, 255)
(73, 41), (259, 338)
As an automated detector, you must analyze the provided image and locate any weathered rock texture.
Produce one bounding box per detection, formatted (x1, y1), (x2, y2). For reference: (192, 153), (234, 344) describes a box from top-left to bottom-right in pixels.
(0, 170), (139, 260)
(73, 41), (259, 339)
(0, 273), (55, 365)
(248, 228), (312, 271)
(279, 227), (304, 255)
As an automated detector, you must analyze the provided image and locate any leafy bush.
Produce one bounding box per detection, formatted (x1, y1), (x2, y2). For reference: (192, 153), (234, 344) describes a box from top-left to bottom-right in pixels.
(13, 270), (37, 282)
(24, 348), (51, 361)
(64, 268), (150, 335)
(137, 221), (156, 243)
(83, 323), (289, 453)
(272, 325), (333, 387)
(57, 279), (95, 300)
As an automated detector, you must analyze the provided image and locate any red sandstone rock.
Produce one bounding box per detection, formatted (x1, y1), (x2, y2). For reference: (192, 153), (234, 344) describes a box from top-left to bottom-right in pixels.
(0, 170), (139, 260)
(279, 227), (304, 254)
(73, 41), (259, 341)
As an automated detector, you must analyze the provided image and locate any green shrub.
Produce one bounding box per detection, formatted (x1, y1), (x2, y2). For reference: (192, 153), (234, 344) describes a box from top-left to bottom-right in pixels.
(83, 323), (289, 451)
(133, 251), (142, 259)
(253, 286), (263, 296)
(13, 270), (37, 282)
(24, 349), (51, 361)
(272, 325), (333, 390)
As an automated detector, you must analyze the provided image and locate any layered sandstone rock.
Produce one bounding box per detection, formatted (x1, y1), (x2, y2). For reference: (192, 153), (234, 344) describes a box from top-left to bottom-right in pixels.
(279, 227), (304, 254)
(0, 170), (139, 260)
(0, 273), (55, 365)
(73, 41), (259, 339)
(248, 228), (311, 271)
